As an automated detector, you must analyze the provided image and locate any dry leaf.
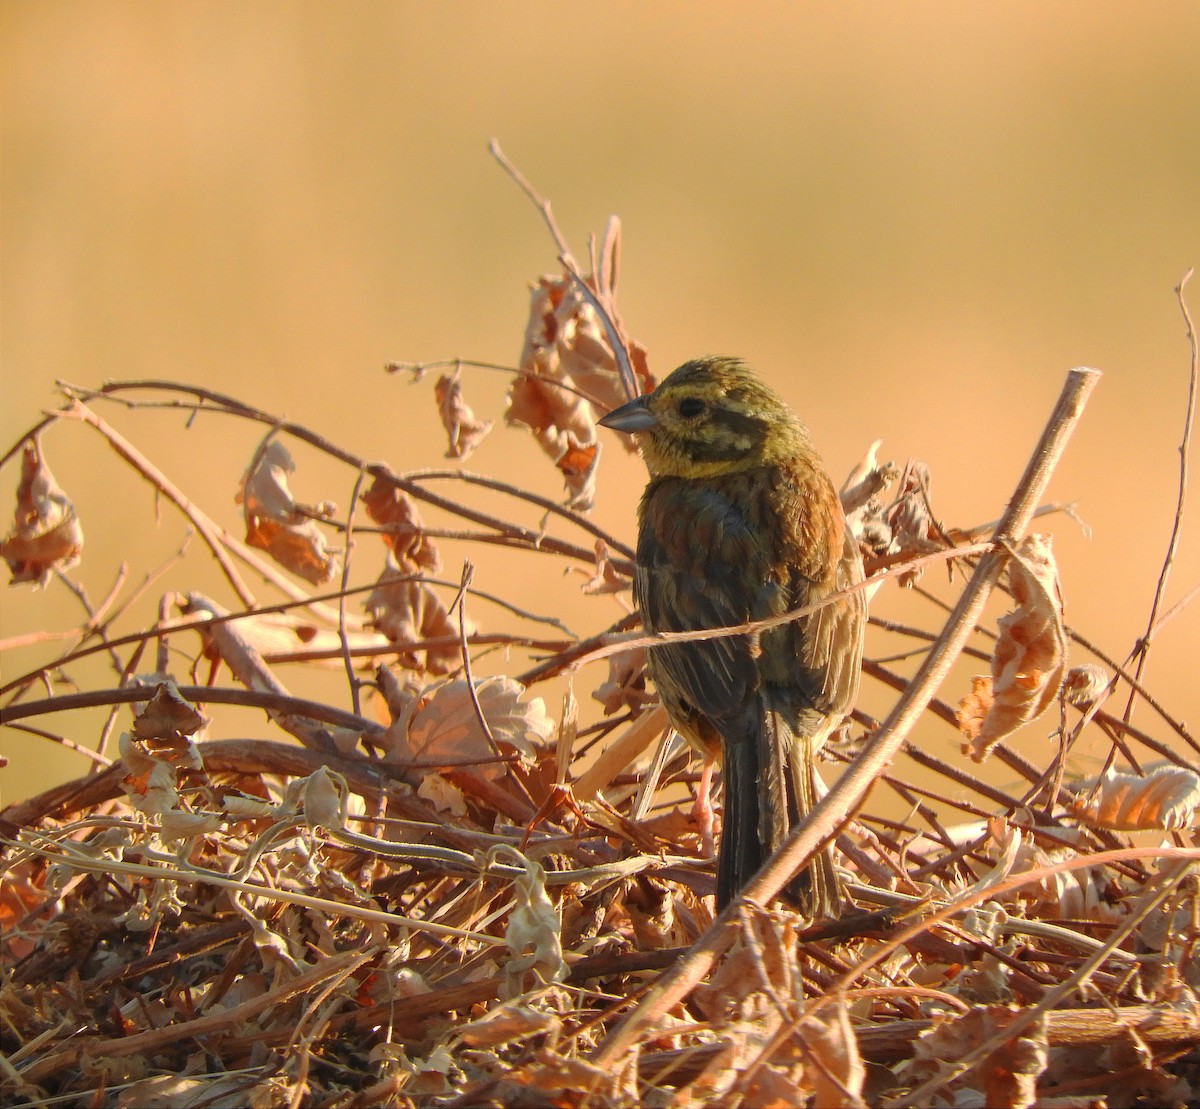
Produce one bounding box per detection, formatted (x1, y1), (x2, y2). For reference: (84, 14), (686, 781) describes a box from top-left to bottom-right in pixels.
(493, 846), (566, 997)
(1, 437), (84, 586)
(133, 683), (208, 744)
(361, 474), (440, 571)
(238, 439), (340, 585)
(1063, 663), (1110, 707)
(387, 675), (553, 777)
(365, 556), (460, 674)
(507, 267), (653, 506)
(886, 460), (940, 585)
(908, 1005), (1048, 1109)
(570, 537), (632, 596)
(798, 1001), (868, 1109)
(592, 646), (653, 716)
(962, 534), (1066, 762)
(434, 373), (493, 459)
(417, 772), (468, 815)
(1072, 765), (1200, 831)
(555, 431), (601, 510)
(458, 1001), (559, 1048)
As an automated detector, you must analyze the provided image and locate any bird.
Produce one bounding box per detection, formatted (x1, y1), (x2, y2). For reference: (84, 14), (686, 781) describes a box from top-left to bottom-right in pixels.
(598, 356), (865, 916)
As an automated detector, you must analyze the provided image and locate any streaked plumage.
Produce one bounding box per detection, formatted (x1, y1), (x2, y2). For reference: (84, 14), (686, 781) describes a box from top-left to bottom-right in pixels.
(599, 356), (865, 915)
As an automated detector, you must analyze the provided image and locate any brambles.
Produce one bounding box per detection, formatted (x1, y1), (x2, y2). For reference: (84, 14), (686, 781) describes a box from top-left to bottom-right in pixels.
(1, 170), (1196, 1106)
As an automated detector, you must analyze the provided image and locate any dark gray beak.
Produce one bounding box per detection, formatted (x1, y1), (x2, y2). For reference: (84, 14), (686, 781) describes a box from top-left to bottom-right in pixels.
(598, 394), (657, 433)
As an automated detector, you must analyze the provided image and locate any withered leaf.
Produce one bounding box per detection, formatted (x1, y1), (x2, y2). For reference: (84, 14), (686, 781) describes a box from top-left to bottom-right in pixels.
(909, 1005), (1048, 1109)
(507, 269), (654, 505)
(365, 557), (460, 675)
(571, 538), (632, 596)
(133, 683), (207, 743)
(361, 474), (440, 572)
(961, 534), (1066, 762)
(238, 440), (340, 585)
(557, 433), (601, 511)
(434, 373), (493, 459)
(386, 675), (553, 778)
(1073, 764), (1200, 831)
(1, 437), (84, 586)
(798, 1001), (868, 1109)
(592, 646), (653, 716)
(1063, 662), (1109, 707)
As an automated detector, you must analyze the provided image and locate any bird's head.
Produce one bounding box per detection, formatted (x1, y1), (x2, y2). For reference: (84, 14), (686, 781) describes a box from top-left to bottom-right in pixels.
(598, 356), (811, 479)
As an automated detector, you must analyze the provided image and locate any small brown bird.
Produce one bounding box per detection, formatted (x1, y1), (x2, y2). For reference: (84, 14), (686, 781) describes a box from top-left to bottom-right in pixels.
(599, 356), (865, 916)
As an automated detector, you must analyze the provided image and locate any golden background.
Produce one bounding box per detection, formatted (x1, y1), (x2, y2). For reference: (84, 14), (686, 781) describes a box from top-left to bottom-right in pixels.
(2, 2), (1198, 805)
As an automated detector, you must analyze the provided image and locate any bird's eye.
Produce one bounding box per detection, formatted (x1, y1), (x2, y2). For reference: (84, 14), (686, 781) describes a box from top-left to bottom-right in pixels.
(677, 397), (706, 419)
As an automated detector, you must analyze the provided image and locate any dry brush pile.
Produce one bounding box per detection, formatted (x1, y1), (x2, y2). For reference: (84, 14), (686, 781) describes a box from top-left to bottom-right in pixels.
(2, 154), (1199, 1107)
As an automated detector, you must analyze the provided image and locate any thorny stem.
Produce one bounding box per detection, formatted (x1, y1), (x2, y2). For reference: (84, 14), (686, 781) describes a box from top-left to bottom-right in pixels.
(589, 366), (1102, 1070)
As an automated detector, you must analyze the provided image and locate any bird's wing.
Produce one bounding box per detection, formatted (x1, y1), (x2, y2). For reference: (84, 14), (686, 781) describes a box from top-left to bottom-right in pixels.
(785, 487), (865, 721)
(635, 482), (759, 721)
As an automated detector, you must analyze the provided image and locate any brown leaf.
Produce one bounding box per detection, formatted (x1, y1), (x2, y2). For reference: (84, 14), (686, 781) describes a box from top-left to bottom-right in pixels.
(592, 646), (653, 716)
(886, 460), (940, 585)
(1, 438), (84, 586)
(910, 1005), (1048, 1109)
(507, 269), (654, 505)
(387, 675), (553, 777)
(962, 534), (1066, 762)
(798, 1001), (868, 1109)
(956, 675), (994, 744)
(133, 683), (208, 744)
(556, 432), (601, 511)
(434, 373), (493, 459)
(365, 557), (460, 674)
(1063, 663), (1109, 707)
(361, 474), (440, 572)
(238, 440), (339, 585)
(1072, 765), (1200, 831)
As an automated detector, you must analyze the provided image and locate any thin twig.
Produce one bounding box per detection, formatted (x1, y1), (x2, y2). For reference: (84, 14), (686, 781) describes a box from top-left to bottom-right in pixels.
(488, 138), (573, 262)
(1122, 268), (1196, 724)
(338, 468), (368, 717)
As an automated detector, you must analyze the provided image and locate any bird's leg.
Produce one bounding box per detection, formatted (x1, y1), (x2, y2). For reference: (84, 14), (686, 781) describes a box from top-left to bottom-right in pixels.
(692, 752), (718, 858)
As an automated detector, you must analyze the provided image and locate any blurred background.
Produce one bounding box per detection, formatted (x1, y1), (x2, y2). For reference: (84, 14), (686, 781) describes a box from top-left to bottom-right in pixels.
(3, 2), (1198, 807)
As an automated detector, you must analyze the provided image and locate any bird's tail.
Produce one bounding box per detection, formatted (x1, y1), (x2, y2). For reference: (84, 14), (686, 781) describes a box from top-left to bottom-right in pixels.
(717, 700), (843, 917)
(716, 731), (765, 909)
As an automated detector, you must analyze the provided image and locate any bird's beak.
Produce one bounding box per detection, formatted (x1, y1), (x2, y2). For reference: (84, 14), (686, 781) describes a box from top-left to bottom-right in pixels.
(598, 394), (657, 433)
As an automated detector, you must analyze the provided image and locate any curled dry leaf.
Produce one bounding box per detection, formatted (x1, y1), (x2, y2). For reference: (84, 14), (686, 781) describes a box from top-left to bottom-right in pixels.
(906, 1005), (1048, 1109)
(592, 646), (653, 716)
(799, 1001), (868, 1109)
(384, 675), (553, 777)
(0, 437), (84, 586)
(841, 439), (900, 518)
(365, 556), (461, 674)
(434, 373), (493, 459)
(507, 268), (653, 507)
(555, 432), (601, 510)
(570, 538), (631, 596)
(238, 439), (340, 585)
(361, 472), (440, 572)
(133, 683), (208, 744)
(490, 845), (566, 998)
(1063, 662), (1110, 708)
(840, 439), (900, 572)
(1072, 765), (1200, 831)
(887, 460), (941, 585)
(961, 534), (1066, 762)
